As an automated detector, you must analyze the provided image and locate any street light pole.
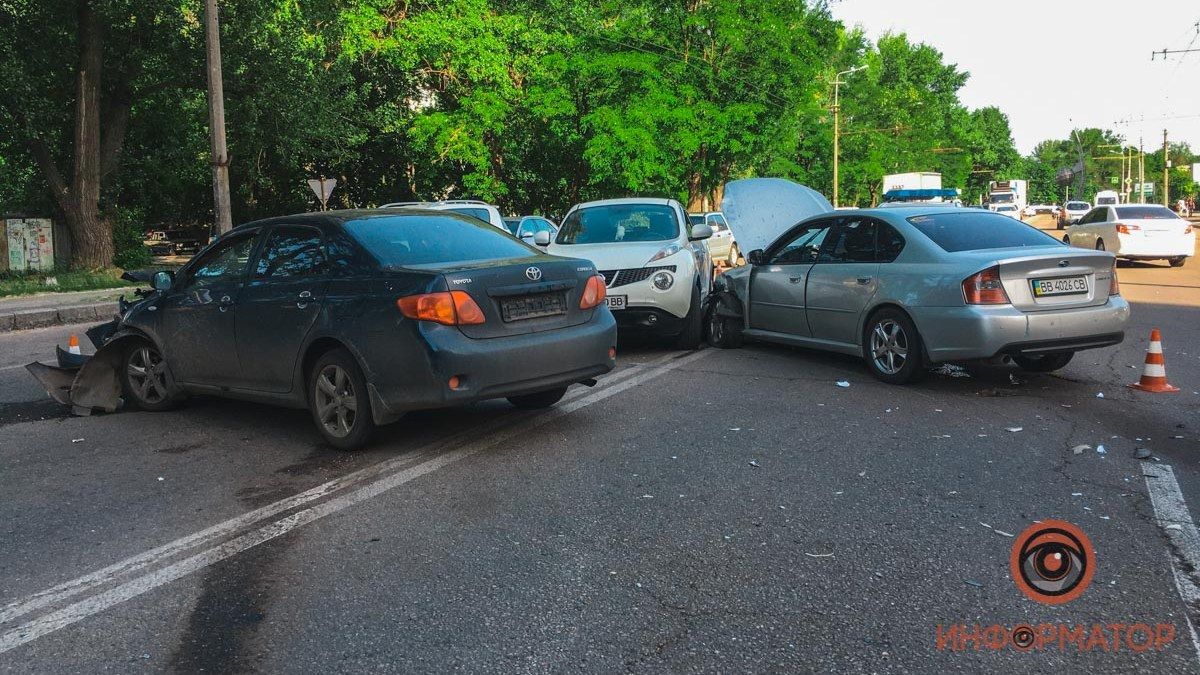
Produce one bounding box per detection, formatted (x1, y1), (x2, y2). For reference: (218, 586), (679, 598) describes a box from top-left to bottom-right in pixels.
(832, 66), (865, 208)
(204, 0), (233, 235)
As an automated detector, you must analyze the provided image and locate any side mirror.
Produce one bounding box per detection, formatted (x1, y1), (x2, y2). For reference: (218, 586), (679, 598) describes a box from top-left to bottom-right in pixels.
(747, 249), (765, 266)
(689, 224), (713, 241)
(151, 270), (174, 291)
(533, 231), (551, 246)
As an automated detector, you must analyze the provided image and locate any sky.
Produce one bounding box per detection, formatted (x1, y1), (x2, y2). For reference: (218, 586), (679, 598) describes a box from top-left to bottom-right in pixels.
(828, 0), (1200, 156)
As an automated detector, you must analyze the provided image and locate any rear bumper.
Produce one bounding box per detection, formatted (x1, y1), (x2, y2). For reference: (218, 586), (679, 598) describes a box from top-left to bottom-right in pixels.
(367, 312), (617, 424)
(911, 297), (1131, 362)
(1115, 233), (1195, 258)
(612, 307), (686, 335)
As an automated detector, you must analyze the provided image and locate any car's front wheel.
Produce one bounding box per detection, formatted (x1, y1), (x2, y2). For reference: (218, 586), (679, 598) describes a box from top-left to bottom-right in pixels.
(121, 340), (181, 411)
(863, 308), (926, 384)
(1013, 352), (1074, 372)
(309, 349), (375, 450)
(674, 283), (703, 350)
(1169, 256), (1187, 268)
(706, 301), (743, 348)
(508, 387), (567, 409)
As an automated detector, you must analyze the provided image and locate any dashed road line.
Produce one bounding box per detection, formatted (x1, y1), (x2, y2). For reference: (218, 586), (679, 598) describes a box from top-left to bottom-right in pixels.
(1141, 462), (1200, 663)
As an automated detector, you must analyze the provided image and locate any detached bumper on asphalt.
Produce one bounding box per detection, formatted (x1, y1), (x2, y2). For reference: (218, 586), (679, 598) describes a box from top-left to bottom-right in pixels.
(366, 311), (617, 424)
(913, 297), (1131, 362)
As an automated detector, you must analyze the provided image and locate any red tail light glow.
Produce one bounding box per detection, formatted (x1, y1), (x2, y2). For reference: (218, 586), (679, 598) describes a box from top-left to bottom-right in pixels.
(580, 274), (607, 309)
(962, 266), (1010, 305)
(1114, 222), (1140, 234)
(397, 291), (486, 325)
(1109, 262), (1120, 296)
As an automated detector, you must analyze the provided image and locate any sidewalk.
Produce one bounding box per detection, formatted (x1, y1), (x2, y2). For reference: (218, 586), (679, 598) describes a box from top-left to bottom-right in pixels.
(0, 288), (130, 332)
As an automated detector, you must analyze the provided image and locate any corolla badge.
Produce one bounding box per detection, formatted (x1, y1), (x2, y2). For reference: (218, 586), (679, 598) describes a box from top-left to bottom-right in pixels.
(525, 266), (543, 281)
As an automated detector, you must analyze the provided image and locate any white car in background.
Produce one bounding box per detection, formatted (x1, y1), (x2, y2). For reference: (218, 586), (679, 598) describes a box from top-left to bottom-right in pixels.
(992, 204), (1022, 219)
(1063, 204), (1194, 267)
(382, 199), (508, 231)
(1059, 201), (1091, 229)
(504, 215), (558, 245)
(544, 198), (713, 348)
(689, 211), (740, 265)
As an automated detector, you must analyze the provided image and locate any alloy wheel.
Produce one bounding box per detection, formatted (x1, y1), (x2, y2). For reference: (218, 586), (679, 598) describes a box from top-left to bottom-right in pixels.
(127, 346), (169, 404)
(315, 364), (357, 439)
(708, 306), (725, 344)
(870, 319), (909, 375)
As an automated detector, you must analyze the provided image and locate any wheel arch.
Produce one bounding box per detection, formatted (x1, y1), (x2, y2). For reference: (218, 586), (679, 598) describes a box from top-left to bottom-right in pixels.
(298, 336), (365, 400)
(860, 302), (930, 364)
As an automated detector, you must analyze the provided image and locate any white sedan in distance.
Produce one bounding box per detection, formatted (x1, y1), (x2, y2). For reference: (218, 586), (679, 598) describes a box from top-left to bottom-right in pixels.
(1063, 204), (1194, 267)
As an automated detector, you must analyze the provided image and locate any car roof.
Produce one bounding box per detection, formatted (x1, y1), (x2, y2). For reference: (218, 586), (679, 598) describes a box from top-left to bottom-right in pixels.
(236, 208), (469, 230)
(571, 197), (676, 210)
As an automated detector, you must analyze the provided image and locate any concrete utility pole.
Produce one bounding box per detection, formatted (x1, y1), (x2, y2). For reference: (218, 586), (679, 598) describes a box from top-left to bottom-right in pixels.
(1163, 129), (1169, 207)
(831, 65), (865, 208)
(1139, 137), (1145, 203)
(204, 0), (233, 234)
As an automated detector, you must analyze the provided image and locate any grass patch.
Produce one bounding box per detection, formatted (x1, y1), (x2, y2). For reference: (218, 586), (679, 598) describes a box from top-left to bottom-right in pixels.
(0, 269), (141, 298)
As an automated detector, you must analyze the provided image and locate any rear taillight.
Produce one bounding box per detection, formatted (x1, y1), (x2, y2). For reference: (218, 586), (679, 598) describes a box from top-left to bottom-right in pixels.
(1114, 222), (1140, 234)
(1109, 261), (1120, 296)
(580, 274), (607, 309)
(397, 291), (486, 325)
(1186, 225), (1193, 235)
(962, 266), (1010, 305)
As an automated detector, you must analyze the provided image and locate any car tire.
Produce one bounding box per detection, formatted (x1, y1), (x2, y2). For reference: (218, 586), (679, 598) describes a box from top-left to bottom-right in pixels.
(706, 300), (744, 349)
(120, 339), (182, 411)
(1013, 352), (1074, 372)
(863, 308), (926, 385)
(1169, 256), (1187, 268)
(1096, 239), (1105, 251)
(507, 386), (568, 409)
(674, 284), (703, 350)
(309, 348), (375, 451)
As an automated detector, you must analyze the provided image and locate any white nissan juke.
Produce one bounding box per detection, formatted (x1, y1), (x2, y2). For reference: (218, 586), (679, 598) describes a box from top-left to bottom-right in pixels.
(542, 198), (713, 348)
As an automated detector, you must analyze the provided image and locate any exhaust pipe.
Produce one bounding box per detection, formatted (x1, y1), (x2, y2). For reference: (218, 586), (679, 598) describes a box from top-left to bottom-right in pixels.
(579, 378), (598, 387)
(984, 354), (1015, 367)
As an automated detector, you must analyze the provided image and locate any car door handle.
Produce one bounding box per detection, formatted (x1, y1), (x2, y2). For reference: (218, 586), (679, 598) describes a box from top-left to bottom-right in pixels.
(856, 276), (873, 285)
(788, 276), (803, 284)
(218, 295), (233, 312)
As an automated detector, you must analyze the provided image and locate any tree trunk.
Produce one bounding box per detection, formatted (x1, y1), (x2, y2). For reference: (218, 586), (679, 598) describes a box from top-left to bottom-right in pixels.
(68, 0), (113, 268)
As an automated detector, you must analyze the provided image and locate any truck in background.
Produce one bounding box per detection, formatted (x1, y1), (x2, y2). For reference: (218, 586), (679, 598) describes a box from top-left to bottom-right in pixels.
(987, 180), (1028, 214)
(883, 172), (943, 196)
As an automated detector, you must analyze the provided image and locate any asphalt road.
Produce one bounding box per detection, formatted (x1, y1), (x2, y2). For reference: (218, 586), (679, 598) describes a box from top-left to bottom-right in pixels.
(2, 224), (1200, 672)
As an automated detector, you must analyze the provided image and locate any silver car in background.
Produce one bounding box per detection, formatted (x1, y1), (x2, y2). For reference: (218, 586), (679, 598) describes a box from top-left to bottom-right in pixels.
(689, 211), (740, 265)
(709, 180), (1130, 383)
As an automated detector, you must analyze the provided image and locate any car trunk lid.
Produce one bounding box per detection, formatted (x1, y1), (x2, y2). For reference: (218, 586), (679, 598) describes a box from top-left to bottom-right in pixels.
(424, 257), (597, 339)
(988, 248), (1115, 311)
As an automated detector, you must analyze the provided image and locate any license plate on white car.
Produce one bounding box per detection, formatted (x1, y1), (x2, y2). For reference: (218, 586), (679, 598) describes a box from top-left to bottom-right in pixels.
(1031, 276), (1088, 297)
(605, 295), (626, 310)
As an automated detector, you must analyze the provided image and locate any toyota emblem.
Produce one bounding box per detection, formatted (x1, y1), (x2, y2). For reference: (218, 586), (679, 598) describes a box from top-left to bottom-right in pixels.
(1058, 260), (1070, 267)
(525, 266), (543, 281)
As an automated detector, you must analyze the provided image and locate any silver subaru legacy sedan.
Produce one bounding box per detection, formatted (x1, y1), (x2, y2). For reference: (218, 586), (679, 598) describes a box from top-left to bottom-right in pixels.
(708, 179), (1131, 384)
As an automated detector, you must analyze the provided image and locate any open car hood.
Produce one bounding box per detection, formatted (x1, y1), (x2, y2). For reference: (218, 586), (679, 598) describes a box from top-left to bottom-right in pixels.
(720, 178), (833, 254)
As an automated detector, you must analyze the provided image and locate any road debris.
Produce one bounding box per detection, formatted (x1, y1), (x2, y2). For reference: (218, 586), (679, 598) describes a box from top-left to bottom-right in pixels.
(933, 364), (970, 378)
(1166, 524), (1183, 531)
(1009, 374), (1023, 385)
(748, 460), (761, 467)
(1096, 445), (1107, 455)
(804, 552), (834, 558)
(980, 522), (993, 529)
(71, 438), (84, 443)
(1096, 392), (1105, 398)
(1006, 427), (1023, 433)
(729, 427), (741, 431)
(1071, 444), (1091, 455)
(994, 529), (1015, 537)
(1134, 448), (1153, 459)
(836, 380), (850, 388)
(964, 579), (984, 588)
(1071, 492), (1083, 496)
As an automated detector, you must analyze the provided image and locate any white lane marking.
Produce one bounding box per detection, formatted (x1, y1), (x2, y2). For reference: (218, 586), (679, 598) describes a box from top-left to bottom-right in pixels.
(0, 349), (708, 653)
(0, 350), (680, 626)
(0, 364), (33, 372)
(1142, 462), (1200, 663)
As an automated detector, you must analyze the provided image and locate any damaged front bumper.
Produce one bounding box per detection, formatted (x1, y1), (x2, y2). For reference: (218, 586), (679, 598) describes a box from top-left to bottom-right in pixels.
(26, 312), (139, 416)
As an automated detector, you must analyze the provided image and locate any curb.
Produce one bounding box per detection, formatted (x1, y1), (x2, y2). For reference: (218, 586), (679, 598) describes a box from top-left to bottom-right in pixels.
(1, 302), (116, 333)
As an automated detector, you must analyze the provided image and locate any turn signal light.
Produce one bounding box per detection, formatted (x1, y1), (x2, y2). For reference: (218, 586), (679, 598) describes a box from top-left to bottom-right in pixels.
(580, 274), (607, 309)
(1114, 222), (1140, 234)
(1109, 262), (1120, 296)
(397, 291), (486, 325)
(962, 266), (1010, 305)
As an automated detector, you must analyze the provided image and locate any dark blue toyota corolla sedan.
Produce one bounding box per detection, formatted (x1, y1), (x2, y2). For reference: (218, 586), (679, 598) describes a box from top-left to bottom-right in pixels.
(110, 209), (617, 449)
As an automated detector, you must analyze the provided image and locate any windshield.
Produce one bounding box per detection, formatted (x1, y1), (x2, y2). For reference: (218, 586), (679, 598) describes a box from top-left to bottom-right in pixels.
(688, 214), (705, 225)
(989, 194), (1014, 203)
(344, 214), (533, 266)
(1066, 202), (1090, 210)
(996, 205), (1016, 212)
(908, 212), (1061, 252)
(503, 218), (521, 234)
(1096, 196), (1117, 205)
(1115, 206), (1178, 220)
(444, 207), (492, 224)
(556, 203), (679, 244)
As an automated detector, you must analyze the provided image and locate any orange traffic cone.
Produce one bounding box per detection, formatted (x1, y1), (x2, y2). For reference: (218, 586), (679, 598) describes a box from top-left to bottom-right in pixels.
(67, 335), (81, 356)
(1129, 329), (1180, 393)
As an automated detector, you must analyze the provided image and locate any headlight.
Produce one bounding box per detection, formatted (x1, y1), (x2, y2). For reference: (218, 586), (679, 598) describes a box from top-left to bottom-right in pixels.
(651, 270), (674, 290)
(647, 243), (682, 264)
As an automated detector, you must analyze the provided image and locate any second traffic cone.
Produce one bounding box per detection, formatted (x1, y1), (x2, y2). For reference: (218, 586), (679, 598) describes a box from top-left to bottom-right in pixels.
(1129, 329), (1180, 393)
(67, 335), (81, 356)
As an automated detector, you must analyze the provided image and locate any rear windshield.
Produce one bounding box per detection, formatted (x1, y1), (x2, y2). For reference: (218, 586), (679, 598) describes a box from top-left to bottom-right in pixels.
(344, 214), (533, 266)
(989, 194), (1014, 203)
(556, 204), (679, 244)
(1066, 202), (1090, 210)
(444, 207), (492, 224)
(907, 212), (1061, 252)
(1115, 206), (1178, 220)
(688, 214), (705, 225)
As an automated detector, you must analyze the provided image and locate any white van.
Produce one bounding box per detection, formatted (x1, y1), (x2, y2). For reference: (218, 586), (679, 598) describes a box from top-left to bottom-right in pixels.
(1095, 190), (1119, 206)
